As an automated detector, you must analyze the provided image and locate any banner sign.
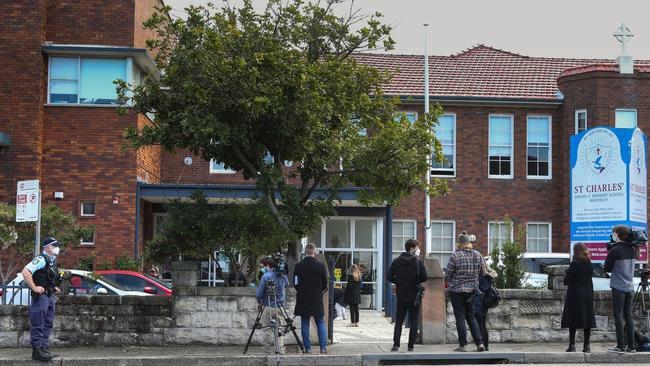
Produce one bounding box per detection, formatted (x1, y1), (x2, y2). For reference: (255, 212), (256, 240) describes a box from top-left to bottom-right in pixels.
(570, 127), (647, 262)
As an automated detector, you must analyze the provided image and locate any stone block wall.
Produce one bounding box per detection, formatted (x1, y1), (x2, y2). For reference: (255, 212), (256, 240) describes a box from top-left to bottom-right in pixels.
(445, 289), (646, 343)
(0, 295), (171, 348)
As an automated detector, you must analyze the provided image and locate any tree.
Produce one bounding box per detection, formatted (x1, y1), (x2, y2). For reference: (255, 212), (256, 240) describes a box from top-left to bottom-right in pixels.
(489, 217), (527, 289)
(0, 203), (95, 304)
(118, 0), (448, 264)
(147, 191), (291, 285)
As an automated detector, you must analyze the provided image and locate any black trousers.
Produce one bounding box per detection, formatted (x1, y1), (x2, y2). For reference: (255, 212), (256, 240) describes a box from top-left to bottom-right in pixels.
(449, 291), (483, 347)
(612, 288), (635, 349)
(349, 304), (359, 323)
(393, 300), (419, 348)
(475, 312), (489, 350)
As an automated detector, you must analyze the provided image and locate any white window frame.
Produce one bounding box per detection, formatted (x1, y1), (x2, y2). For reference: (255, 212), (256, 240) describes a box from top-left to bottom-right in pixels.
(526, 222), (552, 253)
(488, 114), (514, 179)
(80, 233), (95, 246)
(47, 55), (132, 106)
(80, 201), (96, 217)
(526, 115), (552, 180)
(487, 221), (514, 252)
(575, 109), (587, 134)
(209, 159), (236, 174)
(615, 108), (638, 128)
(428, 220), (455, 259)
(392, 219), (417, 256)
(431, 113), (456, 178)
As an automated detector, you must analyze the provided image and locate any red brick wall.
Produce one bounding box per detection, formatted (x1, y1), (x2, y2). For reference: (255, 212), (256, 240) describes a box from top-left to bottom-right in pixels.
(45, 0), (135, 47)
(134, 0), (164, 50)
(0, 0), (47, 202)
(161, 150), (252, 185)
(42, 107), (139, 266)
(136, 115), (161, 184)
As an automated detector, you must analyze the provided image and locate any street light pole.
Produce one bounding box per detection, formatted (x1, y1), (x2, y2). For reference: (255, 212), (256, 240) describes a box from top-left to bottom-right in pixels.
(424, 24), (432, 253)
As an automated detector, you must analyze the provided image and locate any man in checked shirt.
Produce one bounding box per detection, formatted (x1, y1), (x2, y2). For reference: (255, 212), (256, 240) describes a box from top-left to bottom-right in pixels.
(444, 231), (486, 352)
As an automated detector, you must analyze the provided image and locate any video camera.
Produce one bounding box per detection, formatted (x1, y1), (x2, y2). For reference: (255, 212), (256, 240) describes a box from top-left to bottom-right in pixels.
(271, 252), (288, 276)
(608, 226), (648, 251)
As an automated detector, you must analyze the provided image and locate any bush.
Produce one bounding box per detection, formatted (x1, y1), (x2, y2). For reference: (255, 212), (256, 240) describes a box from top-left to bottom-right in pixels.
(77, 253), (96, 272)
(489, 217), (526, 289)
(115, 255), (141, 271)
(95, 260), (113, 271)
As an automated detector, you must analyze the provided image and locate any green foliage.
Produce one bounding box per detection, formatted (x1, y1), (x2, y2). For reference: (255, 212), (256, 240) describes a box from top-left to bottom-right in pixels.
(95, 260), (114, 271)
(118, 0), (448, 259)
(147, 191), (292, 284)
(76, 252), (96, 272)
(115, 255), (142, 271)
(489, 217), (527, 289)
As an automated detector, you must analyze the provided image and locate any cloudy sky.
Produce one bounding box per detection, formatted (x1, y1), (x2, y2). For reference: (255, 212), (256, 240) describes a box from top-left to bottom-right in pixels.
(165, 0), (650, 60)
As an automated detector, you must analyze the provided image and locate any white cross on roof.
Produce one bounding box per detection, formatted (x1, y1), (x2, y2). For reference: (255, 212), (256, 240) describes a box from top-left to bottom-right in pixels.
(613, 23), (634, 56)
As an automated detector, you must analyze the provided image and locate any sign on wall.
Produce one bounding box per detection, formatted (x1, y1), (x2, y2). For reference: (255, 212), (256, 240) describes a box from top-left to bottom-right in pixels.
(15, 180), (40, 222)
(570, 127), (647, 262)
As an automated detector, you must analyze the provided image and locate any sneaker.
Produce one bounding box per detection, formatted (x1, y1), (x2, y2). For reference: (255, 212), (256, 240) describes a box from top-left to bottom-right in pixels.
(320, 347), (327, 354)
(354, 323), (359, 327)
(607, 347), (625, 354)
(407, 347), (414, 352)
(453, 345), (467, 352)
(390, 346), (399, 352)
(304, 348), (312, 354)
(582, 345), (591, 353)
(624, 346), (637, 353)
(565, 343), (576, 352)
(477, 344), (486, 352)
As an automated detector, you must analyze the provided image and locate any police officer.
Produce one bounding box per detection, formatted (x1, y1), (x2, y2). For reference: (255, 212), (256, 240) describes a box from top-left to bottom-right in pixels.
(21, 237), (61, 362)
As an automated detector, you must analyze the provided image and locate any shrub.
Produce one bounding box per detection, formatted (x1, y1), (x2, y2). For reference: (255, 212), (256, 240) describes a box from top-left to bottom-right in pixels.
(489, 217), (527, 289)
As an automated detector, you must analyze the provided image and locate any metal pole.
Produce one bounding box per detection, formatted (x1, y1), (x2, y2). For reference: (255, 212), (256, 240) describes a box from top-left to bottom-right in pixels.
(134, 182), (141, 259)
(34, 189), (41, 256)
(384, 205), (393, 317)
(424, 24), (432, 253)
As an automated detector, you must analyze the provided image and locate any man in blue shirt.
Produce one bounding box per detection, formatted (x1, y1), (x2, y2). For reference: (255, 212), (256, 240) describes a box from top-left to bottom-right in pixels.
(255, 257), (288, 353)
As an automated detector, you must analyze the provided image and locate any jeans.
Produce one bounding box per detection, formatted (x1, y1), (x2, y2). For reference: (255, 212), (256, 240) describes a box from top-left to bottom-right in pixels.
(393, 301), (420, 348)
(301, 315), (327, 350)
(612, 288), (634, 349)
(349, 304), (359, 323)
(475, 313), (489, 350)
(449, 291), (483, 347)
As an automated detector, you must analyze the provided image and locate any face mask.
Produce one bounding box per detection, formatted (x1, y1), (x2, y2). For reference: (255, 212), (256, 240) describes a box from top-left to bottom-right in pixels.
(50, 247), (60, 256)
(261, 267), (268, 274)
(612, 233), (619, 242)
(413, 248), (421, 257)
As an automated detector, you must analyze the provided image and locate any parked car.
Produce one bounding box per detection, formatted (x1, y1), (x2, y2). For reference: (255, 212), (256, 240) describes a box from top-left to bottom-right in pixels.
(96, 270), (172, 296)
(488, 253), (642, 290)
(2, 269), (151, 306)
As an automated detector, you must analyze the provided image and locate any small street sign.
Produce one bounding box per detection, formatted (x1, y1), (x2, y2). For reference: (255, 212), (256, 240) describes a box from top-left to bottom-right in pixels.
(16, 179), (40, 222)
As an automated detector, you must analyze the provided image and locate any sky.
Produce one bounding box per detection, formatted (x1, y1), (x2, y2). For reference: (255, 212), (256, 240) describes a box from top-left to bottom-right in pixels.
(165, 0), (650, 60)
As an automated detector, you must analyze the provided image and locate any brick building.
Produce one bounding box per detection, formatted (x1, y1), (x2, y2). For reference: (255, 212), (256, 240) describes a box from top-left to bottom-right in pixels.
(1, 2), (649, 308)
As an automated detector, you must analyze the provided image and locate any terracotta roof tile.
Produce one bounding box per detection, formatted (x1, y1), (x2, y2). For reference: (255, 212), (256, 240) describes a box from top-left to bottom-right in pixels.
(353, 45), (650, 101)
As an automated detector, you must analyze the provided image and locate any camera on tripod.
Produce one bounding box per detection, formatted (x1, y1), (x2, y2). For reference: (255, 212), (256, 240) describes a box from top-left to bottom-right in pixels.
(270, 252), (288, 276)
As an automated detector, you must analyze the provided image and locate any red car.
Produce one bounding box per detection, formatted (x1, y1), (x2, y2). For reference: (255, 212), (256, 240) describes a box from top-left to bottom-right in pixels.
(96, 270), (172, 297)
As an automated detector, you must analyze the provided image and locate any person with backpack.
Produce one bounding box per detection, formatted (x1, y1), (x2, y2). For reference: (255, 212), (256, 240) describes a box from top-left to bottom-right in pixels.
(472, 262), (498, 351)
(561, 242), (596, 353)
(445, 231), (486, 352)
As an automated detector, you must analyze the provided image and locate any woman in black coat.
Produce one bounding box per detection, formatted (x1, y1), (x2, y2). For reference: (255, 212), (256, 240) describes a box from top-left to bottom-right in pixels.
(561, 242), (597, 353)
(344, 264), (363, 327)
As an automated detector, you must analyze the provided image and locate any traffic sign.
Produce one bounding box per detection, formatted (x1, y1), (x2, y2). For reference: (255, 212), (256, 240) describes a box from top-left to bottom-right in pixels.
(16, 180), (40, 222)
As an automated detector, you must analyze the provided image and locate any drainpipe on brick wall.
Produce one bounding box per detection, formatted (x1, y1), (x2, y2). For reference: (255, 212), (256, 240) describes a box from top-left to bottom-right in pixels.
(134, 181), (141, 259)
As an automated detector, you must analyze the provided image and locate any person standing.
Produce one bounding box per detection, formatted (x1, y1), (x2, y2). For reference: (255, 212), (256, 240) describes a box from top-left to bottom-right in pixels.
(255, 257), (289, 354)
(387, 239), (427, 352)
(344, 264), (363, 327)
(293, 243), (328, 354)
(21, 237), (62, 362)
(472, 262), (497, 351)
(445, 231), (485, 352)
(561, 243), (596, 353)
(604, 225), (637, 354)
(333, 288), (347, 321)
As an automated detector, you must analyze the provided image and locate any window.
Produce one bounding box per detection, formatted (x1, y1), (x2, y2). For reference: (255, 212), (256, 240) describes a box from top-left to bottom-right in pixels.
(153, 213), (168, 234)
(431, 114), (456, 177)
(488, 115), (514, 178)
(80, 233), (95, 246)
(527, 116), (551, 179)
(80, 201), (96, 217)
(527, 223), (551, 253)
(325, 219), (351, 248)
(48, 56), (127, 105)
(615, 109), (637, 128)
(575, 110), (587, 134)
(488, 221), (513, 252)
(430, 221), (455, 266)
(209, 159), (236, 174)
(392, 220), (416, 260)
(395, 111), (418, 123)
(108, 274), (158, 294)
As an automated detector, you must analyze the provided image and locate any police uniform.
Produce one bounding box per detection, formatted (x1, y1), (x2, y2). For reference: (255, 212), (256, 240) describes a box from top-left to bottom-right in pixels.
(24, 237), (61, 361)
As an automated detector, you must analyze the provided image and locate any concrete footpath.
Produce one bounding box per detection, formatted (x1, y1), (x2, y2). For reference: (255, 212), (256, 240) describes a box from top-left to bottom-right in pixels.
(0, 343), (649, 365)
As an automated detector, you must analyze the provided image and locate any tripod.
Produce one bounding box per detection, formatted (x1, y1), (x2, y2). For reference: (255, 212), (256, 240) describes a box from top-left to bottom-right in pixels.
(243, 279), (305, 356)
(633, 277), (650, 333)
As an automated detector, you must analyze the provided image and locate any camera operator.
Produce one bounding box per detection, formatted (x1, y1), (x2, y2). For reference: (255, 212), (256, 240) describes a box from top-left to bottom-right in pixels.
(604, 225), (637, 354)
(255, 257), (289, 353)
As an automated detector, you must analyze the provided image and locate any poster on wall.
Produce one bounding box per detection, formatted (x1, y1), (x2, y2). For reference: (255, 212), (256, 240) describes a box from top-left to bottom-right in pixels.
(570, 127), (647, 263)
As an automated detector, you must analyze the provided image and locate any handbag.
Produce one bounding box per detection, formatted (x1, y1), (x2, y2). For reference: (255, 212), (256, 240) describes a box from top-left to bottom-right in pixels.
(413, 259), (425, 306)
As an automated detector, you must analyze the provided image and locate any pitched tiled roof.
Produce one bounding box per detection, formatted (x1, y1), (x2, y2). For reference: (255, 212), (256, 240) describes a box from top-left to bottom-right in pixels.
(353, 45), (649, 102)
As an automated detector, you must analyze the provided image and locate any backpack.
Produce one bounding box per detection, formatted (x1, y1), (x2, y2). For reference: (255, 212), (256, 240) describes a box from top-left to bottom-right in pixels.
(482, 284), (501, 309)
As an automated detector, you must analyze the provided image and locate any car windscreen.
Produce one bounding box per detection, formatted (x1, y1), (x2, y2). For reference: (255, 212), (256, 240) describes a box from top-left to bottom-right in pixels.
(521, 258), (570, 273)
(143, 274), (172, 289)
